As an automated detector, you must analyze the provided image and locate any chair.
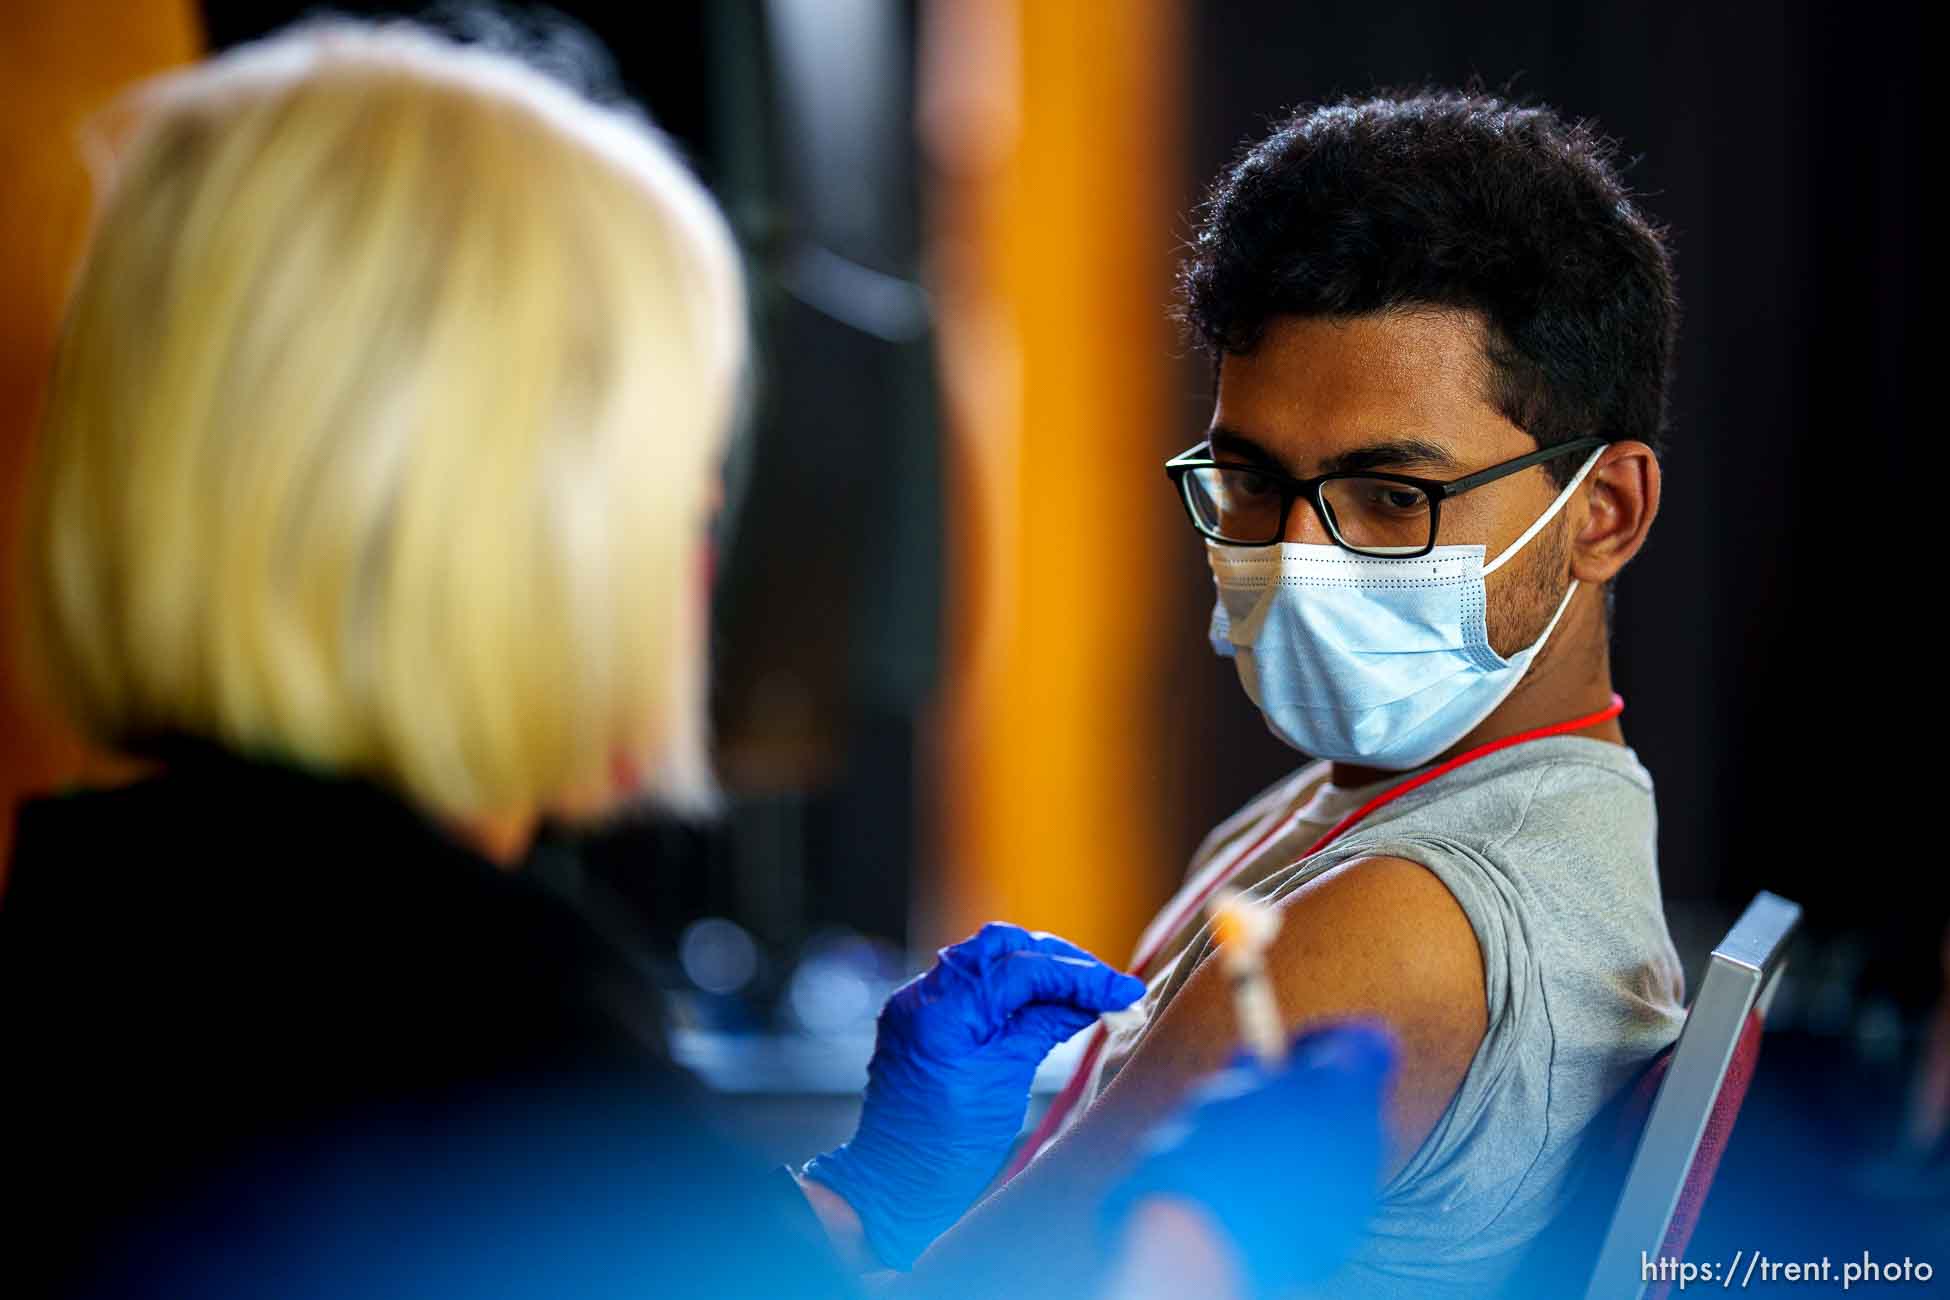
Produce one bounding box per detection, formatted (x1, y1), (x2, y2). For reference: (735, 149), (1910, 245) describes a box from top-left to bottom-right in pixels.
(1581, 890), (1802, 1300)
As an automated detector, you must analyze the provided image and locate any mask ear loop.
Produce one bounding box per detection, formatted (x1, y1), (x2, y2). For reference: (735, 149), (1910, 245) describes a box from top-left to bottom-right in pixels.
(1482, 445), (1607, 577)
(1518, 553), (1586, 661)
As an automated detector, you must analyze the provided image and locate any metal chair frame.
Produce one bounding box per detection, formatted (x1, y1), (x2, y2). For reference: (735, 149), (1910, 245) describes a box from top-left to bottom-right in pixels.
(1584, 890), (1802, 1300)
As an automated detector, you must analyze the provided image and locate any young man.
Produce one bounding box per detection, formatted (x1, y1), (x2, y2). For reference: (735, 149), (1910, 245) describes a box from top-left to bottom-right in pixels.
(907, 91), (1688, 1297)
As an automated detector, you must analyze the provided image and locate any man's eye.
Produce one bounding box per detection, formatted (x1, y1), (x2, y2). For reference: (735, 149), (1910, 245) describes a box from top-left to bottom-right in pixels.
(1228, 469), (1278, 499)
(1359, 484), (1429, 514)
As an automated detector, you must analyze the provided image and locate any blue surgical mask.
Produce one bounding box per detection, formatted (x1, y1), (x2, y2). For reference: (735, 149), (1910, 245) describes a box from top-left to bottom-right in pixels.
(1208, 448), (1604, 770)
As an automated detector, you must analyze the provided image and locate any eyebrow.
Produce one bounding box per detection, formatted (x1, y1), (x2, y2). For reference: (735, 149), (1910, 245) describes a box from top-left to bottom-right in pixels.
(1207, 427), (1463, 477)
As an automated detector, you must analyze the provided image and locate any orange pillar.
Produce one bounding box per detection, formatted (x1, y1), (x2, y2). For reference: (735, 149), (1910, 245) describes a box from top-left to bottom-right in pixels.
(923, 0), (1183, 960)
(0, 2), (202, 888)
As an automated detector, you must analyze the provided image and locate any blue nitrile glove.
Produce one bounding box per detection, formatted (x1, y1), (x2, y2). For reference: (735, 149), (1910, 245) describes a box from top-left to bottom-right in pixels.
(1102, 1022), (1397, 1296)
(801, 922), (1146, 1271)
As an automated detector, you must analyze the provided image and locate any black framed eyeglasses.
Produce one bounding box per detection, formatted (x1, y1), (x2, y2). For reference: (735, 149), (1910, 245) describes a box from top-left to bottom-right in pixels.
(1164, 436), (1607, 558)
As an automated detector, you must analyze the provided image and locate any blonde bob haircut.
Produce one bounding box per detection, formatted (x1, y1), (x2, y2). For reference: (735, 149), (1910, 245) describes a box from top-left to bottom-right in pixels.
(21, 21), (745, 819)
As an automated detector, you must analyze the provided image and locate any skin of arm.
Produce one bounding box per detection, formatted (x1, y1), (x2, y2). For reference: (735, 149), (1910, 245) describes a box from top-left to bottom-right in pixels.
(796, 1174), (878, 1274)
(896, 855), (1487, 1297)
(1099, 1198), (1248, 1300)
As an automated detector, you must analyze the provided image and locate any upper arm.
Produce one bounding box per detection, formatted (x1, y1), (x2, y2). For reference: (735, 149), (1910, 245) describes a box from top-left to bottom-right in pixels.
(1081, 855), (1488, 1180)
(900, 856), (1487, 1291)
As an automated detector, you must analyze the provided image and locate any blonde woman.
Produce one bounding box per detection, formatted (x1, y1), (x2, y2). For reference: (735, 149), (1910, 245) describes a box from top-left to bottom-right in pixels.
(2, 21), (1387, 1300)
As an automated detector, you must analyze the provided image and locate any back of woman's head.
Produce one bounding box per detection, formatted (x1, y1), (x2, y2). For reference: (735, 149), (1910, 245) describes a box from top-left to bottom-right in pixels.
(22, 20), (744, 819)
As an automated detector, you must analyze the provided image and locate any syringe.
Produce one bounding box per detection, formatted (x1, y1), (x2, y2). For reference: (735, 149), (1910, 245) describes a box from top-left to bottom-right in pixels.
(1208, 887), (1286, 1065)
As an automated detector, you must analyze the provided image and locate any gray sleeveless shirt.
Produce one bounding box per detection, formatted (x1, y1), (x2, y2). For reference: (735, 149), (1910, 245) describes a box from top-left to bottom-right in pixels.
(1070, 735), (1685, 1296)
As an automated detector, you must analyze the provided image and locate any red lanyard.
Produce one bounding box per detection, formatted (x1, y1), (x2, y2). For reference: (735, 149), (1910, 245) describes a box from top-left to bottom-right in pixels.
(998, 693), (1625, 1184)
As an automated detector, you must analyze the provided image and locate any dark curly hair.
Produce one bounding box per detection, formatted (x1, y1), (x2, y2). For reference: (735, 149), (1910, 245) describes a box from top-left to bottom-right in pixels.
(1180, 91), (1678, 483)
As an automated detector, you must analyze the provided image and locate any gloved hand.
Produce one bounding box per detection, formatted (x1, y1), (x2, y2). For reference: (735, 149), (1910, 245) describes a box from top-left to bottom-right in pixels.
(802, 922), (1146, 1270)
(1102, 1022), (1397, 1297)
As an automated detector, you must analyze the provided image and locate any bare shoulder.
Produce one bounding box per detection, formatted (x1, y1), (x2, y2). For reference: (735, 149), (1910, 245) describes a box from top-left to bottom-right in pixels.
(1102, 855), (1488, 1178)
(1268, 854), (1485, 1002)
(1275, 855), (1488, 1171)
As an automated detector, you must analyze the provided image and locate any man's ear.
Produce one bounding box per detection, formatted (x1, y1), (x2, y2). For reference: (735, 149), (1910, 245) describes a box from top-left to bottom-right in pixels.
(1570, 440), (1660, 585)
